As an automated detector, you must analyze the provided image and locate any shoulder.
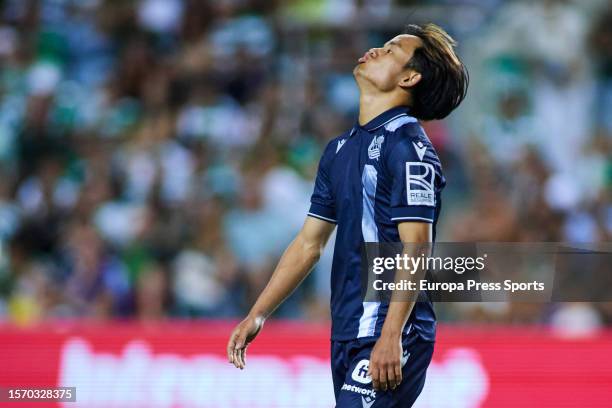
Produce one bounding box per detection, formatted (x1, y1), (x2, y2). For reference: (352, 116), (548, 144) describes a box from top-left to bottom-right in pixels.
(321, 130), (351, 158)
(381, 116), (433, 160)
(327, 130), (351, 150)
(318, 130), (351, 171)
(381, 113), (420, 134)
(381, 115), (423, 146)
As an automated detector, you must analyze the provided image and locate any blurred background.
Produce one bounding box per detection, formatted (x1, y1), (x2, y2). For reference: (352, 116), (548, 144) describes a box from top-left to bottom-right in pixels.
(0, 0), (611, 407)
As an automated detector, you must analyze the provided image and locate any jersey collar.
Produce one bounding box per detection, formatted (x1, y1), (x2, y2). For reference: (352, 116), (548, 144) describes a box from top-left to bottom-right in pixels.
(354, 105), (411, 134)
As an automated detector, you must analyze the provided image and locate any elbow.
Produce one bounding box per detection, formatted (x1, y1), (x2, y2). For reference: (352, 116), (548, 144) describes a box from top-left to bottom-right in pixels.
(305, 243), (323, 264)
(298, 237), (323, 264)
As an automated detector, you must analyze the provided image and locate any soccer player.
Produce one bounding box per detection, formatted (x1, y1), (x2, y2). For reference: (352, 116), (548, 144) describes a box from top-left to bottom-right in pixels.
(227, 23), (468, 407)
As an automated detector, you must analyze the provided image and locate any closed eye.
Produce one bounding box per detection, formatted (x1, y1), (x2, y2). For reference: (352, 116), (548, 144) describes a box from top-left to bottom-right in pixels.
(386, 41), (400, 53)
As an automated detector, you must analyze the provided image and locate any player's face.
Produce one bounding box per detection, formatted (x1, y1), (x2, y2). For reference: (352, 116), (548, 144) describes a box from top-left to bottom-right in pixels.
(354, 34), (422, 92)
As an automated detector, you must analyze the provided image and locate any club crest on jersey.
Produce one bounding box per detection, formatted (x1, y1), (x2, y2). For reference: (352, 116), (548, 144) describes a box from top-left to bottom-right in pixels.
(368, 135), (385, 160)
(406, 162), (435, 206)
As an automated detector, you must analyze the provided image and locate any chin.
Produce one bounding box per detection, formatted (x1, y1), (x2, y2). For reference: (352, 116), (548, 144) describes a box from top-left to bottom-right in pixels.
(353, 63), (368, 77)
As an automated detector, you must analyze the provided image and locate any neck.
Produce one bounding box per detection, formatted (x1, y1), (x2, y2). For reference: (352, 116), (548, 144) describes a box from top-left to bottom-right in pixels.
(358, 91), (409, 126)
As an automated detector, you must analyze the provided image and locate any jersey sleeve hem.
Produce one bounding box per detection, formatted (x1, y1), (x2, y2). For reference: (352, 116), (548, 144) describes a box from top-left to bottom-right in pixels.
(391, 216), (433, 223)
(390, 206), (434, 224)
(308, 203), (337, 224)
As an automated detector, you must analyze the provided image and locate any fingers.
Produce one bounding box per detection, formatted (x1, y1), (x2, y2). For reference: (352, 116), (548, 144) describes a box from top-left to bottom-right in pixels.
(378, 367), (388, 391)
(370, 361), (401, 391)
(387, 361), (402, 390)
(238, 347), (247, 368)
(370, 360), (388, 391)
(394, 363), (402, 389)
(387, 365), (397, 391)
(232, 346), (240, 368)
(370, 363), (380, 391)
(226, 330), (237, 364)
(232, 346), (245, 369)
(233, 333), (247, 369)
(227, 327), (248, 369)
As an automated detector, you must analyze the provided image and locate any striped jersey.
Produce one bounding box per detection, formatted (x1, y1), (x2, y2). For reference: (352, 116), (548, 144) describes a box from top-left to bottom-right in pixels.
(308, 105), (445, 341)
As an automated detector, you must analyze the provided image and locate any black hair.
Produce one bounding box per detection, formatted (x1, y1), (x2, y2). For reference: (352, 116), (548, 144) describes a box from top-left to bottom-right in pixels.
(403, 23), (469, 120)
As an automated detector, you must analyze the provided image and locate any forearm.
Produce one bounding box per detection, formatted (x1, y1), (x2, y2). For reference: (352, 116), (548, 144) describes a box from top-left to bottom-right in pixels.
(248, 233), (321, 319)
(381, 225), (431, 338)
(380, 255), (417, 338)
(382, 299), (415, 339)
(228, 217), (334, 370)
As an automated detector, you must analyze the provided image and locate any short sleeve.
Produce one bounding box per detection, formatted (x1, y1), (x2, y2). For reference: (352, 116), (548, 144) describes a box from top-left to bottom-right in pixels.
(386, 138), (436, 223)
(308, 141), (337, 224)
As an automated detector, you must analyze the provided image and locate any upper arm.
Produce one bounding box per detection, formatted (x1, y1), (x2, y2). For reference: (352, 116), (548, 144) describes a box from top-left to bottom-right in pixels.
(308, 141), (337, 224)
(393, 135), (435, 242)
(303, 140), (338, 252)
(397, 221), (432, 243)
(300, 215), (336, 250)
(386, 133), (437, 224)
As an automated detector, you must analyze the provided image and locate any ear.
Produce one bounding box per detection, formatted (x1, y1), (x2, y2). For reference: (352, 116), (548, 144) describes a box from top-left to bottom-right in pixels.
(399, 71), (422, 89)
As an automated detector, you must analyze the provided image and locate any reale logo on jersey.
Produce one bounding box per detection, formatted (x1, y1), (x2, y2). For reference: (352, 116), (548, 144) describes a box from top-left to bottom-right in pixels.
(351, 359), (372, 384)
(406, 162), (435, 206)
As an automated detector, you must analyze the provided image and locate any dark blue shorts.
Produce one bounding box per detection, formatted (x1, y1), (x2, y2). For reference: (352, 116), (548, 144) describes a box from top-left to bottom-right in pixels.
(331, 331), (434, 408)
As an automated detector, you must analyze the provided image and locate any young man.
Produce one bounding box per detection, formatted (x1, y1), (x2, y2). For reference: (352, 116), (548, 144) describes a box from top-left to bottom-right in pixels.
(227, 23), (468, 407)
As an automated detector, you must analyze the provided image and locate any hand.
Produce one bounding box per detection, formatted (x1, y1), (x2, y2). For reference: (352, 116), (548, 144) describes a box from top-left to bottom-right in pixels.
(226, 315), (264, 369)
(369, 333), (403, 391)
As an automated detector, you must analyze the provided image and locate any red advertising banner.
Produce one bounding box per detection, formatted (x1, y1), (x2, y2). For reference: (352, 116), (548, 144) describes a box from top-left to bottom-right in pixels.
(0, 322), (611, 407)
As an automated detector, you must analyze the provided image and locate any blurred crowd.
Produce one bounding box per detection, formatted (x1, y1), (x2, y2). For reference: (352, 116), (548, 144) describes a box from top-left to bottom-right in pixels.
(0, 0), (610, 332)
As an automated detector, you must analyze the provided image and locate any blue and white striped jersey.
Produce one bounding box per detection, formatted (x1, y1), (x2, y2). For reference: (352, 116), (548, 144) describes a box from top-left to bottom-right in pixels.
(308, 105), (445, 341)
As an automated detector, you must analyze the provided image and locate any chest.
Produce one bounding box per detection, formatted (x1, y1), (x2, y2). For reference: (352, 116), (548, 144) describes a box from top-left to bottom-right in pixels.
(329, 131), (390, 200)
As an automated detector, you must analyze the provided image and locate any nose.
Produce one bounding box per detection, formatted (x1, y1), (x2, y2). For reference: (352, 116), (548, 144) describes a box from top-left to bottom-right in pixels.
(359, 47), (382, 63)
